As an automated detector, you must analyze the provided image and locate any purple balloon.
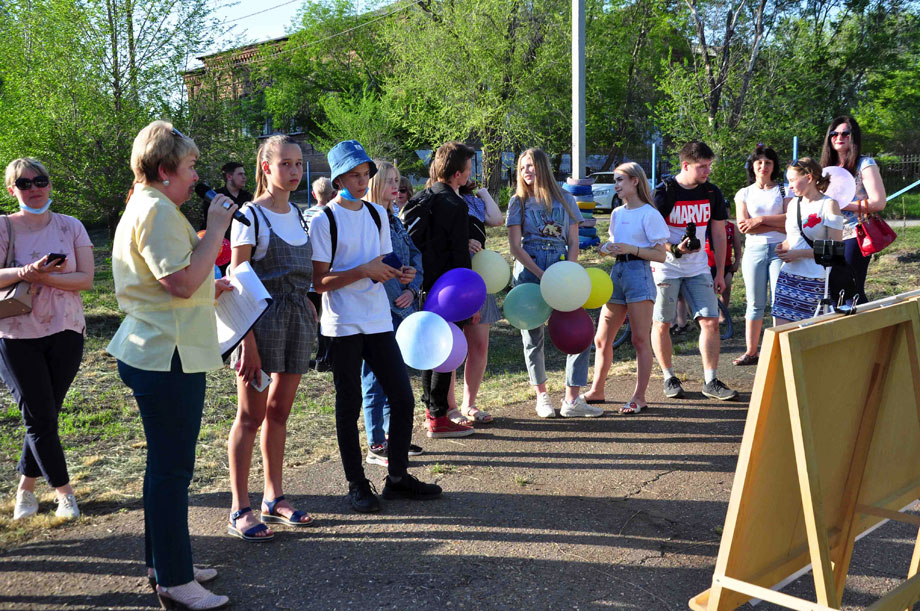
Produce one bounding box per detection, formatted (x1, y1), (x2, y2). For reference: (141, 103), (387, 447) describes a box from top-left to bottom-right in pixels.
(423, 268), (487, 322)
(434, 322), (468, 372)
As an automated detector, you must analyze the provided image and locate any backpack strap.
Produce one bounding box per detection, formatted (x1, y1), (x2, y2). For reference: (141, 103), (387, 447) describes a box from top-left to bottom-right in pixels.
(322, 201), (382, 269)
(241, 203), (261, 253)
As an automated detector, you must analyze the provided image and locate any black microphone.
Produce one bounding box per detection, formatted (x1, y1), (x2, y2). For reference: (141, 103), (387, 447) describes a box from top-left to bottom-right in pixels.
(195, 182), (250, 226)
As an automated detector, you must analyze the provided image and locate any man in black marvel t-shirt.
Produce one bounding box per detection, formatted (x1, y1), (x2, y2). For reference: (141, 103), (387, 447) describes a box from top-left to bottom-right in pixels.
(650, 141), (738, 401)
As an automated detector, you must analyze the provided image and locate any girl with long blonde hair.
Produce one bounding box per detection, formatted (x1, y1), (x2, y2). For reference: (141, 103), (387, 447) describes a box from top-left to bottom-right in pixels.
(506, 148), (601, 418)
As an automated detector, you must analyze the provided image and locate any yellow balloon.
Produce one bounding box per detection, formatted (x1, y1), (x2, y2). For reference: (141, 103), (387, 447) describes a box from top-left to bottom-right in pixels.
(583, 268), (614, 309)
(472, 249), (511, 294)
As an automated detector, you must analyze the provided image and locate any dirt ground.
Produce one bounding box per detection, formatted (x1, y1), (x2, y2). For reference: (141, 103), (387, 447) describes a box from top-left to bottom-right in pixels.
(2, 335), (919, 610)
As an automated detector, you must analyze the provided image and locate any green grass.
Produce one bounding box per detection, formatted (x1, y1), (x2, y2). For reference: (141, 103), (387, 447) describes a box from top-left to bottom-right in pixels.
(880, 192), (920, 219)
(1, 222), (919, 547)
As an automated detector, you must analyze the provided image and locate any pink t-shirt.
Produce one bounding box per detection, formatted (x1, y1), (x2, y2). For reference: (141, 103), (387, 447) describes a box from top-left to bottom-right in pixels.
(0, 213), (93, 339)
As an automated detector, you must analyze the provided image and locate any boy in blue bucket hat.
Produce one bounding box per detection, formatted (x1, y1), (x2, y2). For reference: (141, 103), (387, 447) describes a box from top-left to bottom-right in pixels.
(309, 140), (442, 512)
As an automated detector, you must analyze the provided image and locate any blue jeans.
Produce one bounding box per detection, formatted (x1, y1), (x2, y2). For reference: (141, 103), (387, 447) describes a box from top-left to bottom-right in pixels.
(117, 351), (204, 588)
(740, 241), (783, 320)
(361, 312), (403, 446)
(512, 241), (590, 388)
(652, 272), (719, 322)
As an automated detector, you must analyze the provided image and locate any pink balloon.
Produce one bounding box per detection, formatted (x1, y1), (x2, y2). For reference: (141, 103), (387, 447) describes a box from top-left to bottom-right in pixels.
(547, 308), (594, 355)
(822, 166), (856, 208)
(434, 321), (468, 372)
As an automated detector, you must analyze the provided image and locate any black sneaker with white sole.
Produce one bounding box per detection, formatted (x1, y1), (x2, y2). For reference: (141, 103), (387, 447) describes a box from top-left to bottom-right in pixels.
(663, 376), (684, 398)
(702, 378), (738, 401)
(381, 474), (442, 500)
(407, 443), (424, 456)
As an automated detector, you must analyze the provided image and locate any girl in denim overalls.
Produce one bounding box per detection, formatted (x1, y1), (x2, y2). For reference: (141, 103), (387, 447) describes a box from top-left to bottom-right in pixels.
(506, 148), (603, 419)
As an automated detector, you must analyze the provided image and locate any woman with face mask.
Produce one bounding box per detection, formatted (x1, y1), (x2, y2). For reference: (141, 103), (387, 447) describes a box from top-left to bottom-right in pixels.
(1, 158), (95, 522)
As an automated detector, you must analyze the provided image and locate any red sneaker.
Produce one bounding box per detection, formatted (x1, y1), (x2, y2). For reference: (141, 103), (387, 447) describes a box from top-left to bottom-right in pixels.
(426, 415), (474, 438)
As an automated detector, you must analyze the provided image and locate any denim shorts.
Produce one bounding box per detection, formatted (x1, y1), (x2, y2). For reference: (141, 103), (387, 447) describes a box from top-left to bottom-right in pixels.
(608, 260), (656, 304)
(653, 272), (719, 322)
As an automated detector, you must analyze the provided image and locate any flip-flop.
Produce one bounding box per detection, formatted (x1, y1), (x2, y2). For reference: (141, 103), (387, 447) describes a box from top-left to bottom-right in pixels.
(460, 406), (493, 423)
(619, 402), (646, 415)
(227, 507), (274, 541)
(261, 495), (314, 527)
(733, 353), (759, 366)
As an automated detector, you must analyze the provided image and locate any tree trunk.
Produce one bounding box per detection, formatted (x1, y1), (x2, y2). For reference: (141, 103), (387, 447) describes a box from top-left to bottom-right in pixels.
(482, 136), (504, 198)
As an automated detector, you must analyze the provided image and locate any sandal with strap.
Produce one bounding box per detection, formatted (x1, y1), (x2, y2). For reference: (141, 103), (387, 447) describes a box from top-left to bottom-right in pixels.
(619, 402), (646, 415)
(733, 353), (759, 366)
(227, 507), (274, 541)
(261, 495), (314, 527)
(460, 406), (493, 423)
(447, 408), (467, 425)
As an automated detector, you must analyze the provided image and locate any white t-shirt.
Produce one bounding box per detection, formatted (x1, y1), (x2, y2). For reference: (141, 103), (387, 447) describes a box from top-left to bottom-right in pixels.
(231, 203), (308, 261)
(782, 195), (844, 278)
(736, 185), (786, 245)
(607, 203), (670, 248)
(309, 201), (393, 337)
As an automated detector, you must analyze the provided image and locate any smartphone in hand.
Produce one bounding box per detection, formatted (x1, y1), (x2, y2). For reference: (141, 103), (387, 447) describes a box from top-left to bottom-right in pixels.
(45, 252), (67, 266)
(372, 252), (403, 283)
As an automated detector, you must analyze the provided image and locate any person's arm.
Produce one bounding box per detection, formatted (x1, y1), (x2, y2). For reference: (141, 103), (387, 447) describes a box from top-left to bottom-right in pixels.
(507, 224), (544, 279)
(710, 219), (727, 293)
(730, 226), (743, 272)
(477, 188), (504, 226)
(447, 198), (472, 269)
(158, 195), (236, 298)
(860, 164), (886, 213)
(17, 246), (94, 290)
(312, 258), (398, 293)
(565, 220), (580, 262)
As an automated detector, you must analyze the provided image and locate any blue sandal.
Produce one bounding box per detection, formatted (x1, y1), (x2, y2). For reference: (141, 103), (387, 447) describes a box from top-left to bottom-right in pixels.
(261, 495), (314, 527)
(227, 507), (274, 541)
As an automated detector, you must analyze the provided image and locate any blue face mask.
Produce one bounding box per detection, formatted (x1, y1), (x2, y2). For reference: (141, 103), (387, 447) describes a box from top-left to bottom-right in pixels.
(339, 187), (367, 202)
(20, 198), (52, 215)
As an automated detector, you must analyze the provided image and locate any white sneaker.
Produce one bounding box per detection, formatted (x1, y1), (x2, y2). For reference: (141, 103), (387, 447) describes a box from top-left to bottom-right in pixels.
(535, 393), (555, 418)
(13, 489), (38, 520)
(560, 395), (604, 418)
(55, 493), (80, 519)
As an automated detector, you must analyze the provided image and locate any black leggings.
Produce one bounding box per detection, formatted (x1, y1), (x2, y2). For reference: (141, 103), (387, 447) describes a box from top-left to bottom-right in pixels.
(844, 237), (871, 304)
(0, 331), (83, 488)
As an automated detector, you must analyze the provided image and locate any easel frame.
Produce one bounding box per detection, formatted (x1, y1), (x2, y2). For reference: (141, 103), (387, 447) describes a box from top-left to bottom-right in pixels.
(691, 293), (920, 611)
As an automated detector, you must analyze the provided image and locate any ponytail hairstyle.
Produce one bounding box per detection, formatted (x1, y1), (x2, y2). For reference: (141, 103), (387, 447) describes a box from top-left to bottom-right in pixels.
(613, 162), (653, 205)
(254, 135), (300, 199)
(368, 160), (399, 210)
(789, 157), (830, 193)
(515, 148), (579, 219)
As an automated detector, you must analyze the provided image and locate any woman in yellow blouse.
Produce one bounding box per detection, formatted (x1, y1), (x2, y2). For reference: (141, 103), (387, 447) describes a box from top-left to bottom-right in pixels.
(108, 121), (235, 610)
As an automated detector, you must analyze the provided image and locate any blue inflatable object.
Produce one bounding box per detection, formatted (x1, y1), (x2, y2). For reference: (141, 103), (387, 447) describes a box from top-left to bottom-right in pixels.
(579, 235), (601, 249)
(562, 184), (593, 196)
(395, 311), (453, 370)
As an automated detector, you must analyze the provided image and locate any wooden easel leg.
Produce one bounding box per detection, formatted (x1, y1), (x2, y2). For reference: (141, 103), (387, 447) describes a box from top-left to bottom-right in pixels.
(906, 525), (920, 611)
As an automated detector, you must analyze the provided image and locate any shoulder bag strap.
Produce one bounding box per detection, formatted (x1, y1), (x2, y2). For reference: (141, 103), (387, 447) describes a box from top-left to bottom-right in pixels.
(795, 196), (815, 248)
(2, 216), (15, 268)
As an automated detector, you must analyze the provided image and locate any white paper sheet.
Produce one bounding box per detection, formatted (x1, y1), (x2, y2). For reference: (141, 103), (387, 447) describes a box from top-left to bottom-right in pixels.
(215, 261), (272, 357)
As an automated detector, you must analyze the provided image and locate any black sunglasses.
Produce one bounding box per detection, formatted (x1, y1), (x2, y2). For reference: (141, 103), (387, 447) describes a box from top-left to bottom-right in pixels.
(398, 188), (408, 194)
(829, 130), (851, 138)
(14, 176), (50, 190)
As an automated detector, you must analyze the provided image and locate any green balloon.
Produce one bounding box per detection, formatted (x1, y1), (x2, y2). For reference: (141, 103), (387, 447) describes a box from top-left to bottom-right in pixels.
(503, 283), (552, 330)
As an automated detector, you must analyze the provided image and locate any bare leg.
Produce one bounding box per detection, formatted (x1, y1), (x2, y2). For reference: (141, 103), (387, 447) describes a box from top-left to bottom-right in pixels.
(652, 320), (673, 373)
(627, 300), (655, 406)
(227, 376), (272, 537)
(744, 317), (763, 357)
(585, 304), (627, 401)
(461, 323), (491, 410)
(261, 373), (309, 522)
(698, 317), (721, 371)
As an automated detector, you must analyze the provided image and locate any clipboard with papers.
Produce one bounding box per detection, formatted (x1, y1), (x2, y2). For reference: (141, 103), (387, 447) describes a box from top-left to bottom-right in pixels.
(216, 261), (273, 361)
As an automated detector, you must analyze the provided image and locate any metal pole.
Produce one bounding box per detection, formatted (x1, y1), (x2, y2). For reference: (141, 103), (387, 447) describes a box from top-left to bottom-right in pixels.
(793, 136), (798, 161)
(572, 0), (586, 180)
(306, 161), (311, 205)
(651, 142), (657, 185)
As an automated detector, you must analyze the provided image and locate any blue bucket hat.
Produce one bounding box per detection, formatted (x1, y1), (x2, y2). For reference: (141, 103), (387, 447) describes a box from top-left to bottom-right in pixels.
(327, 140), (378, 185)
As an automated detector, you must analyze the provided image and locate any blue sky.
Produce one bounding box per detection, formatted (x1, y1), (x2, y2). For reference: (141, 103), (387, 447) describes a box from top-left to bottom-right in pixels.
(218, 0), (305, 46)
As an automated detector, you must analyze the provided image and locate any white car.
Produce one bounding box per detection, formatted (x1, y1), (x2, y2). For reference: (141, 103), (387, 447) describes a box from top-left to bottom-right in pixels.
(589, 172), (621, 212)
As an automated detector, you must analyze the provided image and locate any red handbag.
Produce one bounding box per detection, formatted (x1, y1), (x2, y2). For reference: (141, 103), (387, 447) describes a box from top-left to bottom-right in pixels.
(855, 200), (896, 256)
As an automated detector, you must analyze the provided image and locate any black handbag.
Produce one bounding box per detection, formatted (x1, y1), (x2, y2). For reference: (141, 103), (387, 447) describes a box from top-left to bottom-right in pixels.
(795, 197), (857, 303)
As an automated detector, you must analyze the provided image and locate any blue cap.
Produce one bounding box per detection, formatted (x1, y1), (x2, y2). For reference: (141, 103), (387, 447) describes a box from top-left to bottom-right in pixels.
(327, 140), (377, 184)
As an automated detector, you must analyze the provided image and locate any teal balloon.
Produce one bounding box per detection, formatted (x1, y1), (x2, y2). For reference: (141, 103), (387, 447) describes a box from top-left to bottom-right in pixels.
(503, 283), (552, 330)
(395, 312), (453, 370)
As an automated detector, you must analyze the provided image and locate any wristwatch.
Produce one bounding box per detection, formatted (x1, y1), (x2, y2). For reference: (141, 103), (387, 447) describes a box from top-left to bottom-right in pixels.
(669, 243), (683, 259)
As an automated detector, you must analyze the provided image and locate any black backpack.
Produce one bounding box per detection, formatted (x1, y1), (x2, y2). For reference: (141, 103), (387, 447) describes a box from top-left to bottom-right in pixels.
(321, 201), (382, 268)
(401, 189), (434, 252)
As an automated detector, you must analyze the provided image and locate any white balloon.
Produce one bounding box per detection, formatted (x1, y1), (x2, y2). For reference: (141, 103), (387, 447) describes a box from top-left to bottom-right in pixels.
(822, 166), (856, 208)
(539, 260), (591, 312)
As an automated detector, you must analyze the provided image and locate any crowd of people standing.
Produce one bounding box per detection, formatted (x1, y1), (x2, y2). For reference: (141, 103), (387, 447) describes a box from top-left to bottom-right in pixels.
(0, 113), (888, 609)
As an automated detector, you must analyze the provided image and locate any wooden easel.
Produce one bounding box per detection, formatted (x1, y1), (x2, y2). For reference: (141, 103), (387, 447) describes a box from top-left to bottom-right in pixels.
(690, 294), (920, 610)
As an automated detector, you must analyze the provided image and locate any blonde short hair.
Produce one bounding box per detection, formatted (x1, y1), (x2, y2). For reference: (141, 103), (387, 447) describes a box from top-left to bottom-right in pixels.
(5, 158), (49, 192)
(368, 161), (399, 209)
(130, 120), (199, 184)
(312, 176), (336, 204)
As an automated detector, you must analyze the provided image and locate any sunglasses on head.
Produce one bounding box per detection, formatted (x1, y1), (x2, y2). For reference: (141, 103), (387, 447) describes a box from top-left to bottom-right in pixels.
(14, 176), (50, 190)
(830, 130), (851, 138)
(171, 127), (186, 138)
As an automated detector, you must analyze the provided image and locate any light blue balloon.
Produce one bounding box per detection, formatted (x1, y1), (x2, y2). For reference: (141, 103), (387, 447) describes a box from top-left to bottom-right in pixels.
(503, 283), (552, 330)
(395, 311), (453, 370)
